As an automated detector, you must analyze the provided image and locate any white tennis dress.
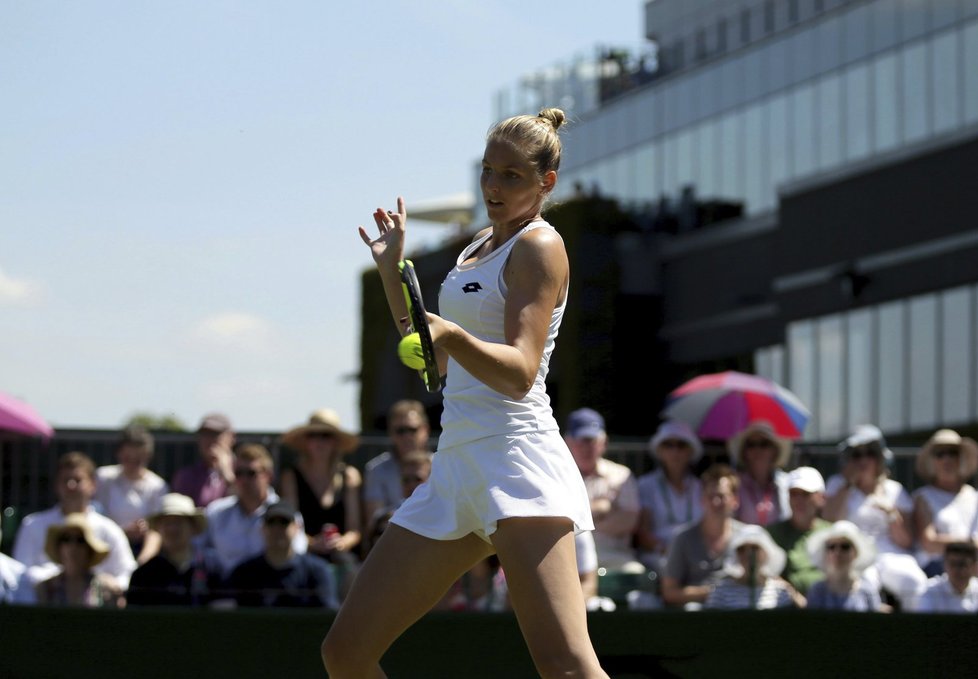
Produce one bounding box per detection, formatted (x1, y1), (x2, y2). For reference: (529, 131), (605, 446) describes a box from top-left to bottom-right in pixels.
(391, 220), (594, 542)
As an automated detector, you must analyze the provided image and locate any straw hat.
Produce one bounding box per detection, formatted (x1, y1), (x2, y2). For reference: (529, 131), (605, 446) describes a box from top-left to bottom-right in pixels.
(723, 524), (786, 578)
(649, 420), (703, 463)
(915, 428), (978, 482)
(807, 520), (876, 573)
(281, 408), (359, 454)
(44, 513), (111, 567)
(148, 493), (207, 535)
(727, 420), (792, 469)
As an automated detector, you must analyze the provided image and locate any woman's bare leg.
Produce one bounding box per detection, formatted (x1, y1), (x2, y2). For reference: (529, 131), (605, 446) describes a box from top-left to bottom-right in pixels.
(322, 524), (494, 678)
(491, 517), (609, 679)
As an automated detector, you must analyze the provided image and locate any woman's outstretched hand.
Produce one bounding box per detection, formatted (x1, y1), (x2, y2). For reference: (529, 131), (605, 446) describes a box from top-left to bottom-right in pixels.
(358, 195), (407, 270)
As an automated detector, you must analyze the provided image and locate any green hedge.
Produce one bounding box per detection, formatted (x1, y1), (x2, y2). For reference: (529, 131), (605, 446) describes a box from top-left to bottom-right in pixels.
(2, 606), (975, 678)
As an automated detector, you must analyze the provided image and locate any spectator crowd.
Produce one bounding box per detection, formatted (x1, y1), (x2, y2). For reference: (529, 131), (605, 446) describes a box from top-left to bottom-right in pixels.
(3, 401), (978, 617)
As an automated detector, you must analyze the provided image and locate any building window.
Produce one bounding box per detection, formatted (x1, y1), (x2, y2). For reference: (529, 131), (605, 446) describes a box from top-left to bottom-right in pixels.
(931, 30), (961, 135)
(941, 286), (973, 425)
(788, 321), (818, 439)
(908, 295), (939, 431)
(877, 300), (906, 432)
(847, 308), (875, 430)
(817, 314), (846, 441)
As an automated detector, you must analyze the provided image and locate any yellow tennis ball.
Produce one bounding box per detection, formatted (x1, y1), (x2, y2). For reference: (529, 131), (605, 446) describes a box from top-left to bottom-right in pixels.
(397, 332), (426, 370)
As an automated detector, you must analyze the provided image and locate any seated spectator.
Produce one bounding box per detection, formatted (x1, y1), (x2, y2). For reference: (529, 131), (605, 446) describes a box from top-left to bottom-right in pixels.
(280, 409), (362, 570)
(435, 555), (507, 612)
(95, 424), (168, 564)
(660, 464), (745, 609)
(35, 513), (124, 608)
(911, 429), (978, 577)
(824, 425), (926, 609)
(171, 413), (236, 508)
(635, 421), (703, 575)
(806, 520), (883, 612)
(728, 421), (791, 527)
(912, 541), (978, 614)
(1, 529), (31, 604)
(363, 400), (433, 539)
(565, 407), (642, 573)
(363, 449), (432, 557)
(13, 452), (136, 589)
(766, 466), (831, 594)
(705, 524), (804, 610)
(200, 444), (307, 578)
(224, 501), (338, 609)
(127, 493), (223, 607)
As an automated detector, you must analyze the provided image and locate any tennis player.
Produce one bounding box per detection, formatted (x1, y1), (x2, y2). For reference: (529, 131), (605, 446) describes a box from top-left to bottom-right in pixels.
(323, 108), (607, 678)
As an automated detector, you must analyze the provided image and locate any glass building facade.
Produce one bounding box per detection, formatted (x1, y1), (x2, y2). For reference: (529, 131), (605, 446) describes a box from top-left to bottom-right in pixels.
(489, 0), (978, 442)
(556, 1), (978, 219)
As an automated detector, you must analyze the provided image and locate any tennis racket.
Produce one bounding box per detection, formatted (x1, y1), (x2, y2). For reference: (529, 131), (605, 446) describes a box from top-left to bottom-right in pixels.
(399, 259), (441, 392)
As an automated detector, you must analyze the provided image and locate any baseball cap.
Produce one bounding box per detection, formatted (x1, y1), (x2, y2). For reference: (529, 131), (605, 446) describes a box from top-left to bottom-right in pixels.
(787, 466), (825, 494)
(566, 408), (605, 439)
(197, 412), (232, 434)
(263, 500), (297, 523)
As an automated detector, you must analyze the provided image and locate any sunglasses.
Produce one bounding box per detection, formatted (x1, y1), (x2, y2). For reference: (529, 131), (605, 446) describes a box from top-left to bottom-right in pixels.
(945, 558), (975, 570)
(393, 426), (421, 436)
(264, 516), (292, 527)
(57, 534), (88, 546)
(234, 468), (261, 478)
(826, 542), (854, 553)
(306, 432), (335, 441)
(933, 447), (960, 459)
(736, 544), (762, 553)
(743, 439), (774, 449)
(660, 439), (691, 450)
(848, 446), (881, 460)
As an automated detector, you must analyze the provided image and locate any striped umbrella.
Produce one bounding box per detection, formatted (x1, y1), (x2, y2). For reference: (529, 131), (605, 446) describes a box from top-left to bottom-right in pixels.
(660, 371), (810, 440)
(0, 390), (54, 440)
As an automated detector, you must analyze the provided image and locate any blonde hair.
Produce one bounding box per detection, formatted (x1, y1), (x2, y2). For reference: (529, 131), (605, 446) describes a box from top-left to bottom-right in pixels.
(487, 107), (566, 179)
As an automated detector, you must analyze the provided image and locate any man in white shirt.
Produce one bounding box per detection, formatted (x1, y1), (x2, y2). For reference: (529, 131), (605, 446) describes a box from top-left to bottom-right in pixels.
(913, 541), (978, 613)
(199, 444), (307, 577)
(12, 452), (136, 588)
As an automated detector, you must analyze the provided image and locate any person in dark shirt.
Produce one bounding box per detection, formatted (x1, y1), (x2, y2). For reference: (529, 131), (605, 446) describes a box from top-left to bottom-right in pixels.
(225, 500), (338, 609)
(127, 493), (222, 606)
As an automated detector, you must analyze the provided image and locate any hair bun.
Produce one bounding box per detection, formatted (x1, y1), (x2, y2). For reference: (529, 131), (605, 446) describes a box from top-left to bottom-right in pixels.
(537, 108), (566, 131)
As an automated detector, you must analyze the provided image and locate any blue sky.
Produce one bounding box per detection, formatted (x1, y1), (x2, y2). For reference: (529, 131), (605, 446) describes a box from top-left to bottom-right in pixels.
(0, 1), (645, 432)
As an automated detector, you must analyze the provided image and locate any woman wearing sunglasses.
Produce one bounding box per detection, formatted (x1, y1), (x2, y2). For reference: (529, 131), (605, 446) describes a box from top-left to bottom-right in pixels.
(823, 425), (926, 609)
(806, 520), (884, 611)
(36, 513), (124, 608)
(911, 429), (978, 577)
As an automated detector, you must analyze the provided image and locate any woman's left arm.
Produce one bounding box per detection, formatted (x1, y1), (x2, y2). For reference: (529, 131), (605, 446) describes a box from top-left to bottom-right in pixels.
(431, 229), (568, 400)
(338, 466), (363, 552)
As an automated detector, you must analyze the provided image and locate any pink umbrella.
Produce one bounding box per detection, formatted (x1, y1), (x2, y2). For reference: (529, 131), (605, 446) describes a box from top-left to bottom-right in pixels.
(660, 370), (810, 441)
(0, 390), (54, 439)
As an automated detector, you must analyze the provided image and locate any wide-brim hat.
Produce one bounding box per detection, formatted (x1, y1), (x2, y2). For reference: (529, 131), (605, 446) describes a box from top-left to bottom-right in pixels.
(807, 520), (876, 573)
(282, 408), (359, 454)
(148, 493), (207, 535)
(649, 419), (703, 463)
(44, 513), (111, 567)
(727, 420), (792, 469)
(915, 428), (978, 482)
(723, 524), (786, 578)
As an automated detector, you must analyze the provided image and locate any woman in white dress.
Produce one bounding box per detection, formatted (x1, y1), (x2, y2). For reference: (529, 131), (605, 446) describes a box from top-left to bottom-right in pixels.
(323, 108), (606, 678)
(911, 429), (978, 577)
(635, 420), (703, 574)
(823, 425), (927, 608)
